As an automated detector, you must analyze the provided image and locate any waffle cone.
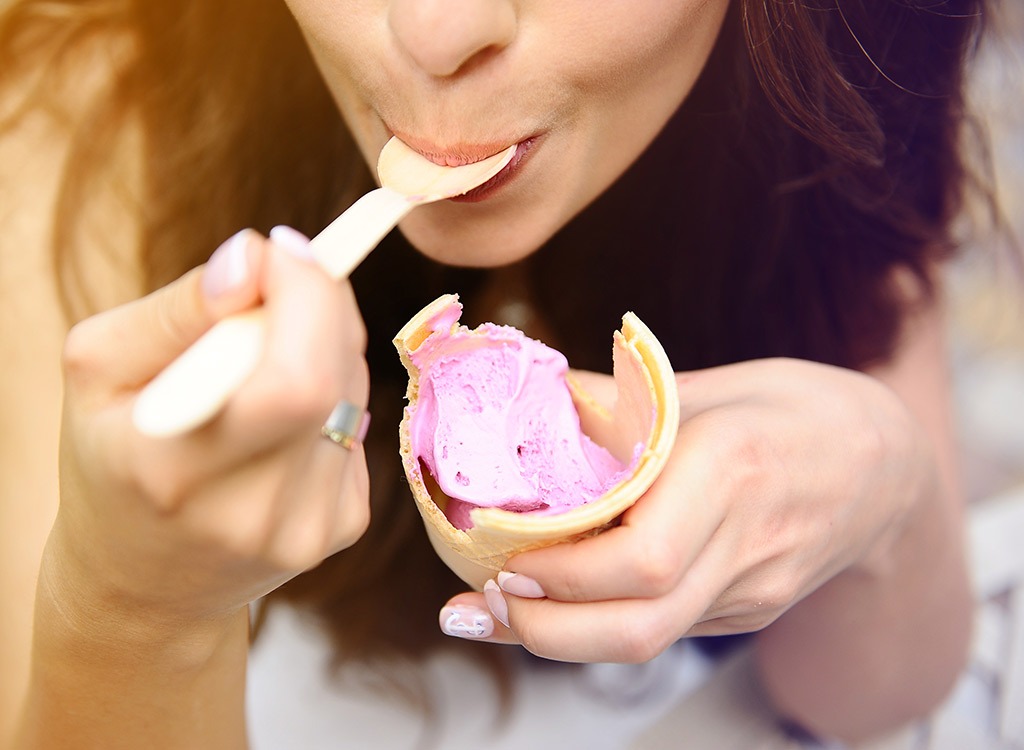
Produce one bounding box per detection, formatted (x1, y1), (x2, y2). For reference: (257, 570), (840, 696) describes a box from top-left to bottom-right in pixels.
(394, 294), (679, 590)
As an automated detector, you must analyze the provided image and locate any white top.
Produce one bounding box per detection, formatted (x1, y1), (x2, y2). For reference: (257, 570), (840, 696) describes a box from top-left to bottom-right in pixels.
(247, 603), (718, 749)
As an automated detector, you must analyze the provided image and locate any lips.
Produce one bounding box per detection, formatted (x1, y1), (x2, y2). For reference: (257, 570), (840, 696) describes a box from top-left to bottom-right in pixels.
(388, 130), (520, 167)
(381, 124), (540, 202)
(449, 136), (537, 203)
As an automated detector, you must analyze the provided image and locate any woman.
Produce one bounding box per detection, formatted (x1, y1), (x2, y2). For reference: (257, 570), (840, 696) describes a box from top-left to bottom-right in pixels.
(1, 0), (986, 746)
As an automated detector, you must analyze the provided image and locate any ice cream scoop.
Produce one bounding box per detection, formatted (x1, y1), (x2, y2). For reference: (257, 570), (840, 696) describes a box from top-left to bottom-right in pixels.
(394, 295), (680, 590)
(407, 314), (641, 529)
(133, 138), (516, 438)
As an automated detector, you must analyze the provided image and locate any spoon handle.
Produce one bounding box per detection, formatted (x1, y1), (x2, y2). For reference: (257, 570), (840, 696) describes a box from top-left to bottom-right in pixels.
(312, 187), (413, 279)
(132, 188), (413, 438)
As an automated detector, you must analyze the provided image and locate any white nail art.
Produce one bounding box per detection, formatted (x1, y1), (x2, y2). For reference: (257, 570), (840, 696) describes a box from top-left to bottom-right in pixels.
(440, 605), (494, 638)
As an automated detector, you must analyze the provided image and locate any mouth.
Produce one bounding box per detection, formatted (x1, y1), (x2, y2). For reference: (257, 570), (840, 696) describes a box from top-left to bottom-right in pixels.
(382, 126), (541, 204)
(449, 136), (539, 203)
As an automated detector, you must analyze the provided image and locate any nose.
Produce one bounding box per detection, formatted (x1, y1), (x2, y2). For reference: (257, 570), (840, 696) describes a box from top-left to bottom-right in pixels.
(388, 0), (517, 77)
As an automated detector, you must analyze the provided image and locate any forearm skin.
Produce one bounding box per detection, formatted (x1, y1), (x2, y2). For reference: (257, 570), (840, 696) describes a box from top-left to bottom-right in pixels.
(753, 472), (972, 743)
(13, 544), (251, 750)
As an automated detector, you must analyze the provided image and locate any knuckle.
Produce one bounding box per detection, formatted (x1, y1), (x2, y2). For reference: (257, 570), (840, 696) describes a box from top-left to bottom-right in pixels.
(745, 605), (787, 632)
(706, 609), (781, 635)
(61, 319), (101, 380)
(616, 618), (674, 664)
(701, 418), (787, 512)
(132, 464), (197, 513)
(333, 497), (371, 551)
(856, 407), (892, 471)
(630, 538), (683, 596)
(725, 440), (773, 490)
(755, 576), (799, 614)
(556, 565), (591, 602)
(261, 364), (338, 423)
(268, 506), (347, 572)
(753, 606), (786, 631)
(708, 415), (770, 473)
(347, 312), (368, 354)
(337, 283), (368, 352)
(216, 511), (276, 560)
(514, 619), (549, 658)
(152, 280), (200, 347)
(265, 536), (324, 572)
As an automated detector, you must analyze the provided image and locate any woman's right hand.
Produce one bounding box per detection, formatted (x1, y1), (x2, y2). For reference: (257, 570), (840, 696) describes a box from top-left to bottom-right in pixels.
(48, 228), (370, 629)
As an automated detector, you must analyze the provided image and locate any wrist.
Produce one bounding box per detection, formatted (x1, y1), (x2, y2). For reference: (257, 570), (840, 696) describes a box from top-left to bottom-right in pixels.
(22, 541), (251, 750)
(841, 388), (938, 579)
(853, 411), (942, 579)
(37, 523), (248, 668)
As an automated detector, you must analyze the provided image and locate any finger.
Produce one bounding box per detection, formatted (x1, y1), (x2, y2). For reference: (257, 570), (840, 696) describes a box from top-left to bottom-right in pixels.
(500, 534), (746, 662)
(489, 582), (712, 663)
(675, 359), (821, 421)
(439, 592), (520, 644)
(261, 435), (370, 571)
(215, 239), (368, 447)
(567, 369), (618, 411)
(63, 230), (265, 398)
(96, 237), (368, 499)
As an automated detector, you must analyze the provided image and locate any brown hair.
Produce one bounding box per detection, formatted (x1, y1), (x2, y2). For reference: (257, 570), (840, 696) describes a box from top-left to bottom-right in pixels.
(0, 0), (991, 671)
(1, 0), (364, 315)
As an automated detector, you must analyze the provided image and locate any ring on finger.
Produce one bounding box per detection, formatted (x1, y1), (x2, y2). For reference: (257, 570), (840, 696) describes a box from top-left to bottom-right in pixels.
(321, 400), (370, 450)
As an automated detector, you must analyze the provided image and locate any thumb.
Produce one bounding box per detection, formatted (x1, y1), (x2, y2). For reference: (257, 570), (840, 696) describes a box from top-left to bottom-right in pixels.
(568, 369), (618, 411)
(64, 230), (265, 396)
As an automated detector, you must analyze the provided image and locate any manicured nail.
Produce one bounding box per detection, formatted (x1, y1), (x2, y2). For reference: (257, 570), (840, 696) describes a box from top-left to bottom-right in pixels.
(269, 225), (315, 260)
(203, 229), (255, 298)
(497, 571), (546, 599)
(483, 579), (510, 628)
(439, 604), (494, 639)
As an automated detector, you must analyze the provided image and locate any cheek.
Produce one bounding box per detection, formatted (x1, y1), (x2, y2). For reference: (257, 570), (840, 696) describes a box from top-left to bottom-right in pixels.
(558, 0), (727, 89)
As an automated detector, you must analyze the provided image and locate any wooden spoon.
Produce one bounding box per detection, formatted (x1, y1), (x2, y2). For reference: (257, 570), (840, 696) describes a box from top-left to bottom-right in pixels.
(132, 137), (516, 438)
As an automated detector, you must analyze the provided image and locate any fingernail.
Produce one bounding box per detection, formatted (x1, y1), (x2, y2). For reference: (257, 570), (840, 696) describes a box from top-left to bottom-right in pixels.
(269, 225), (315, 261)
(439, 604), (494, 639)
(497, 571), (546, 599)
(483, 579), (510, 628)
(203, 229), (255, 298)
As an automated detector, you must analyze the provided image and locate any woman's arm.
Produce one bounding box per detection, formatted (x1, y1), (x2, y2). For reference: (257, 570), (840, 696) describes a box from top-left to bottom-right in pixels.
(753, 286), (973, 741)
(18, 565), (251, 750)
(1, 46), (373, 745)
(10, 238), (371, 750)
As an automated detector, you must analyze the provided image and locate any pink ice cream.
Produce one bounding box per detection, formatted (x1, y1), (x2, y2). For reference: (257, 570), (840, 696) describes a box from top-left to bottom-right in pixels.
(408, 316), (637, 530)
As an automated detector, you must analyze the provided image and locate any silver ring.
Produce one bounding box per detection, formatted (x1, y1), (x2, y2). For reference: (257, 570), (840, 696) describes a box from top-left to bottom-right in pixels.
(321, 401), (370, 449)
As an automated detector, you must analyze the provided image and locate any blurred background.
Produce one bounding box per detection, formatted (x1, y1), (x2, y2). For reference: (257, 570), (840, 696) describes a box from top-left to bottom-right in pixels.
(952, 1), (1024, 504)
(924, 2), (1024, 747)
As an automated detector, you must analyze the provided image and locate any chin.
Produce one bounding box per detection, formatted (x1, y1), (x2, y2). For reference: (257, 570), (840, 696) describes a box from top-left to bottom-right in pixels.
(396, 203), (564, 269)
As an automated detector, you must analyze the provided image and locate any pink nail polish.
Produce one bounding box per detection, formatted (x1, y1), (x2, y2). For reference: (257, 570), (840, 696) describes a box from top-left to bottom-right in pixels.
(497, 571), (546, 599)
(203, 229), (254, 298)
(483, 579), (510, 628)
(269, 225), (314, 260)
(439, 604), (494, 639)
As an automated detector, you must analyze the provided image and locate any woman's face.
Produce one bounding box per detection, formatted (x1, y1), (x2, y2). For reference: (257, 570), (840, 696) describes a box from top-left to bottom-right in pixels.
(283, 0), (730, 267)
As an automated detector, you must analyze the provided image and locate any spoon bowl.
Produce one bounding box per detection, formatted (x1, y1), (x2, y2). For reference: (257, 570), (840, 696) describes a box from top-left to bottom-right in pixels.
(378, 137), (516, 202)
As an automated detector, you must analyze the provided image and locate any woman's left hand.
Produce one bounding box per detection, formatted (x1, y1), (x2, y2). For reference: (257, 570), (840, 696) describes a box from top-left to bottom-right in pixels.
(440, 357), (930, 662)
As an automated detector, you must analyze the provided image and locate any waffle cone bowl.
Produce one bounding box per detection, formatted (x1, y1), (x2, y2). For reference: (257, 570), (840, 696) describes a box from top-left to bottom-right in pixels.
(394, 294), (680, 590)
